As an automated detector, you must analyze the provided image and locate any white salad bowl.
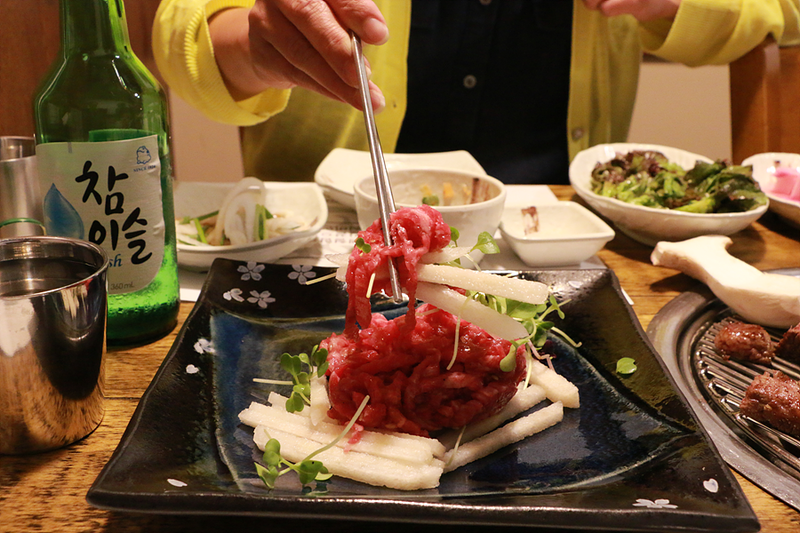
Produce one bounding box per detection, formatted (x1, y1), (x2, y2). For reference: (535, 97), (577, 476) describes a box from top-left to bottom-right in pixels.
(174, 181), (328, 271)
(742, 152), (800, 229)
(353, 168), (506, 255)
(499, 202), (615, 267)
(569, 143), (768, 246)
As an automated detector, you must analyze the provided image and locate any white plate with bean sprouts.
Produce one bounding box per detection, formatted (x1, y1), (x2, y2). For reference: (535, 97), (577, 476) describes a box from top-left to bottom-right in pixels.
(174, 179), (327, 271)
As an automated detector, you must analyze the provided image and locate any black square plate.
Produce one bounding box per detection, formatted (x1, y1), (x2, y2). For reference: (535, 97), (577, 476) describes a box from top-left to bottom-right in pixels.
(88, 260), (757, 531)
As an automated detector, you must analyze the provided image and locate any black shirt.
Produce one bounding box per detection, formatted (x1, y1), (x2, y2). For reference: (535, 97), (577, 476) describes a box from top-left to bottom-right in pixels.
(395, 0), (573, 184)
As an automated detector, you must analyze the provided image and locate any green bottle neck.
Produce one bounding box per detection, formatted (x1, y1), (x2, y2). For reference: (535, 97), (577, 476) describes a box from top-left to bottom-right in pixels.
(60, 0), (132, 55)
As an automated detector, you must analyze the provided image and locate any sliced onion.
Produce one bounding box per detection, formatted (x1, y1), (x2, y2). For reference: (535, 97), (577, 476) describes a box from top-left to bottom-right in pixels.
(221, 192), (259, 245)
(206, 177), (265, 245)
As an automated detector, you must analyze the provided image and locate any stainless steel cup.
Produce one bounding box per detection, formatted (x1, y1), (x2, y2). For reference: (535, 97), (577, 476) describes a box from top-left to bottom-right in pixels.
(0, 236), (109, 454)
(0, 136), (44, 239)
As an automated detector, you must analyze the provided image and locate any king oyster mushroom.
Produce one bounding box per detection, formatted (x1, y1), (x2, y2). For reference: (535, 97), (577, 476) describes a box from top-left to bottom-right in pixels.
(651, 235), (800, 328)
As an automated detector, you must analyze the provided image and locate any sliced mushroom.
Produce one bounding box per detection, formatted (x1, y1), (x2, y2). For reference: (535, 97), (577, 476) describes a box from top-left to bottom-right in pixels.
(651, 235), (800, 328)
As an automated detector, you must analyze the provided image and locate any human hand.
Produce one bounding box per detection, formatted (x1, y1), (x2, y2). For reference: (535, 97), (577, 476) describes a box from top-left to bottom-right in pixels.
(211, 0), (388, 110)
(583, 0), (681, 22)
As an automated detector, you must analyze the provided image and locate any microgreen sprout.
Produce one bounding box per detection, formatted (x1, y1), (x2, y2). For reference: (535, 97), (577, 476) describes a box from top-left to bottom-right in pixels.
(255, 432), (332, 489)
(255, 394), (371, 490)
(445, 425), (467, 468)
(355, 237), (371, 254)
(446, 296), (472, 370)
(468, 291), (572, 353)
(499, 343), (519, 372)
(279, 345), (329, 413)
(471, 231), (500, 255)
(465, 288), (578, 373)
(442, 230), (499, 269)
(616, 357), (637, 375)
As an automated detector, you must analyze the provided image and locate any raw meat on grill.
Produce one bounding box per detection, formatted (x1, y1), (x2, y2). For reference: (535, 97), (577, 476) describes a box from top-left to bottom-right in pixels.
(739, 371), (800, 437)
(714, 321), (774, 365)
(775, 322), (800, 363)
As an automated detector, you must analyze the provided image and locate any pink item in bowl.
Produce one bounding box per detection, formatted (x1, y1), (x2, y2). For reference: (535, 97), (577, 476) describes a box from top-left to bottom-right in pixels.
(768, 166), (800, 200)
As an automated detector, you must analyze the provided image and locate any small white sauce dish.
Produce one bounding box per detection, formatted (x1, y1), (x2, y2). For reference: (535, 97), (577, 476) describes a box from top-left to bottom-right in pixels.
(499, 201), (615, 267)
(174, 181), (327, 271)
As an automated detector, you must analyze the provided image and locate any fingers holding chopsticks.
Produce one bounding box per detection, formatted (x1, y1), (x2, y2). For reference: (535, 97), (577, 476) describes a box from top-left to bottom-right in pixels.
(211, 0), (387, 110)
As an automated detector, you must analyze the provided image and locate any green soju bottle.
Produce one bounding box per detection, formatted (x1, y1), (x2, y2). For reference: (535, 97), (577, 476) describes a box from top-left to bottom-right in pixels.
(34, 0), (179, 344)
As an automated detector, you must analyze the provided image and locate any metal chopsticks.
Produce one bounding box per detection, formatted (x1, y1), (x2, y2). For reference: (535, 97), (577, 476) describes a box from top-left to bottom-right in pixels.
(350, 31), (403, 303)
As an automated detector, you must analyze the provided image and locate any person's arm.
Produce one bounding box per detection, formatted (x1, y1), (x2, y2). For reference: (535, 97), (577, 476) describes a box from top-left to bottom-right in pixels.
(585, 0), (800, 65)
(209, 0), (388, 111)
(583, 0), (680, 22)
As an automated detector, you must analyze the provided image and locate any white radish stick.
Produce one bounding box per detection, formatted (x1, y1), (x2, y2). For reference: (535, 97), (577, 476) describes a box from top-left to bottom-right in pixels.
(417, 264), (549, 305)
(309, 373), (331, 427)
(438, 384), (547, 449)
(245, 400), (446, 457)
(443, 402), (564, 472)
(253, 426), (444, 490)
(416, 282), (528, 341)
(241, 403), (439, 464)
(528, 360), (580, 408)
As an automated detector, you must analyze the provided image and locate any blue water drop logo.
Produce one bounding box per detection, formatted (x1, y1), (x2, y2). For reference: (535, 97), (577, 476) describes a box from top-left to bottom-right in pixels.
(43, 184), (84, 239)
(136, 146), (152, 165)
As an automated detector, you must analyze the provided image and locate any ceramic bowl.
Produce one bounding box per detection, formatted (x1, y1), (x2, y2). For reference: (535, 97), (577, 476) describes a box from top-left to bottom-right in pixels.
(499, 202), (615, 267)
(569, 143), (768, 246)
(353, 168), (506, 253)
(174, 181), (327, 271)
(742, 152), (800, 229)
(314, 148), (486, 208)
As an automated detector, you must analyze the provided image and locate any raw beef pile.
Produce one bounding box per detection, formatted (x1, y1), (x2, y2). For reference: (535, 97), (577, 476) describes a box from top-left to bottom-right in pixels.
(324, 206), (526, 437)
(324, 303), (526, 436)
(343, 204), (451, 336)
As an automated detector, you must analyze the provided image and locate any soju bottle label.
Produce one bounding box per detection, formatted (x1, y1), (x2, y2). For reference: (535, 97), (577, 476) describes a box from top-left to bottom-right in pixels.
(37, 136), (165, 295)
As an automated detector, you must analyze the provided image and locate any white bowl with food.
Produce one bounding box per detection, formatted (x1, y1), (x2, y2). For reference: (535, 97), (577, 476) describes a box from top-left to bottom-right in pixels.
(742, 152), (800, 229)
(315, 148), (487, 208)
(499, 202), (615, 267)
(353, 168), (506, 256)
(174, 179), (327, 271)
(569, 143), (769, 246)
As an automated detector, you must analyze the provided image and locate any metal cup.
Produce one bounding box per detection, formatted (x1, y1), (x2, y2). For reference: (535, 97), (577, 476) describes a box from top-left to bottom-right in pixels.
(0, 236), (109, 454)
(0, 136), (45, 239)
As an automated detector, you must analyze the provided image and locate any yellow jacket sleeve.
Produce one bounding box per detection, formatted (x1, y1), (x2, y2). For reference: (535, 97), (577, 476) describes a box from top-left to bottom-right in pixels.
(567, 0), (800, 161)
(152, 0), (290, 125)
(640, 0), (800, 66)
(153, 0), (800, 180)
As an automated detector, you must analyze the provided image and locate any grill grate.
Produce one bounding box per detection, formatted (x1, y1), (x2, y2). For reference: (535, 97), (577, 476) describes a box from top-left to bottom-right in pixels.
(694, 315), (800, 477)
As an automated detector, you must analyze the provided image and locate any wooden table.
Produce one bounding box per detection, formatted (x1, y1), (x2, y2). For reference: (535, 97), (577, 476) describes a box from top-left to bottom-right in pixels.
(2, 185), (799, 532)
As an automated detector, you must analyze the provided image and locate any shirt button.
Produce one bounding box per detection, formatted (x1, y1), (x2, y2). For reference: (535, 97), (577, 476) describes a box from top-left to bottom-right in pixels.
(479, 0), (492, 5)
(571, 128), (584, 141)
(463, 75), (477, 89)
